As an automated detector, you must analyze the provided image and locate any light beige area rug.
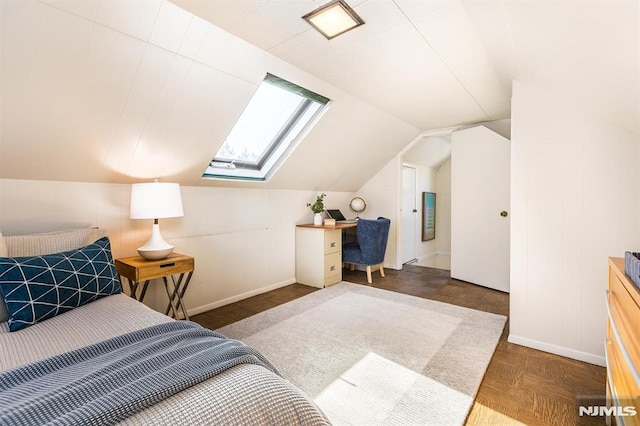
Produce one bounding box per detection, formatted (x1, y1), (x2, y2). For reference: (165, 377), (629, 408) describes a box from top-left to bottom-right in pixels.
(218, 282), (506, 425)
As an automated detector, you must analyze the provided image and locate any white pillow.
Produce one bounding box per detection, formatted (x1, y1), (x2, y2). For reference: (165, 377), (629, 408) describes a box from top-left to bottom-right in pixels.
(0, 230), (7, 323)
(0, 230), (7, 257)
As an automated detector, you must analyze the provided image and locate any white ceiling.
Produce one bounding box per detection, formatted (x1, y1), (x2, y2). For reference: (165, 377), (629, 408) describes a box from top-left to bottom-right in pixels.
(0, 0), (420, 190)
(403, 135), (452, 169)
(0, 0), (637, 190)
(173, 0), (639, 133)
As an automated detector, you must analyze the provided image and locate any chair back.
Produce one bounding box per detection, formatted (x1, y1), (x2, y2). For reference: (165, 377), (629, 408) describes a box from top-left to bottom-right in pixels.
(355, 217), (391, 265)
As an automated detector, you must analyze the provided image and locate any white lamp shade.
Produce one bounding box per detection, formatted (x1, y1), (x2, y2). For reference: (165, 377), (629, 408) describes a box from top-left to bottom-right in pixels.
(130, 182), (184, 220)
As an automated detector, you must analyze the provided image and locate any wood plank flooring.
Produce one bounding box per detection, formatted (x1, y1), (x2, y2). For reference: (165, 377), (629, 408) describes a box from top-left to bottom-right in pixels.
(191, 264), (606, 425)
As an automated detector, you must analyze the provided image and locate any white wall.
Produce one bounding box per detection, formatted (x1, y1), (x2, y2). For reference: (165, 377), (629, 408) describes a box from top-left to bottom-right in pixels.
(509, 81), (640, 365)
(355, 159), (400, 269)
(435, 159), (451, 254)
(0, 178), (353, 315)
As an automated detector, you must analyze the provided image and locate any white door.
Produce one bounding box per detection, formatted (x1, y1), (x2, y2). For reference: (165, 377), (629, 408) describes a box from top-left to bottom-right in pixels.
(451, 126), (510, 292)
(402, 166), (417, 264)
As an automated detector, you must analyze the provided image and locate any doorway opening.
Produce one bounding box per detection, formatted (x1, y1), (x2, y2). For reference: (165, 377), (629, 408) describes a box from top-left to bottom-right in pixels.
(400, 134), (452, 271)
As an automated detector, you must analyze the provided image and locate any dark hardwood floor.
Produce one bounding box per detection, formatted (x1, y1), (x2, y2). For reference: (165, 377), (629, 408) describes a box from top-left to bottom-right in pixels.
(191, 264), (606, 426)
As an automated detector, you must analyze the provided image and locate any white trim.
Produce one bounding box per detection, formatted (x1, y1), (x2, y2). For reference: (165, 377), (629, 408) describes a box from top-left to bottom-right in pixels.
(416, 252), (438, 262)
(508, 333), (606, 367)
(186, 278), (297, 317)
(416, 252), (451, 262)
(402, 161), (421, 169)
(398, 126), (461, 157)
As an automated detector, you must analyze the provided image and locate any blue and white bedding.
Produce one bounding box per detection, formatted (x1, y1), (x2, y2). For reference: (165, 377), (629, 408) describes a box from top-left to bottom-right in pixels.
(0, 294), (329, 425)
(0, 229), (328, 425)
(1, 321), (279, 425)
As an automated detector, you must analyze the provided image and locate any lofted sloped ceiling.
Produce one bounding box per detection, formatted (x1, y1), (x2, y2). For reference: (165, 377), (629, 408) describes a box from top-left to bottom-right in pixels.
(1, 0), (638, 191)
(0, 0), (419, 191)
(173, 0), (512, 130)
(175, 0), (639, 134)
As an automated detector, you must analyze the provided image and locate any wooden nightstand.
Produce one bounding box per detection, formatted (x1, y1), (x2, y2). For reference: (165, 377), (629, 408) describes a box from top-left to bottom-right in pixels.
(115, 253), (194, 320)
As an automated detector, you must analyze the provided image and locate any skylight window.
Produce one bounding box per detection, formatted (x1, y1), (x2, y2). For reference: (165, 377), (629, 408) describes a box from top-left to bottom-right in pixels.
(203, 74), (330, 182)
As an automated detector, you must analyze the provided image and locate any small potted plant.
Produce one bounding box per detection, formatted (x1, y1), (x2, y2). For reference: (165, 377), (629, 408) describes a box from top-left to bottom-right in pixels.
(307, 193), (326, 225)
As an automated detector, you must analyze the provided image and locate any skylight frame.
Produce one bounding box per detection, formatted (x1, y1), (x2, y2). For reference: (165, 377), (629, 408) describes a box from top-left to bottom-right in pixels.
(203, 74), (330, 182)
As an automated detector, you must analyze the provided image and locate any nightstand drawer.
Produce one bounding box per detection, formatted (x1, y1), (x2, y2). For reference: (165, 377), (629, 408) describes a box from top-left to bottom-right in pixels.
(116, 253), (194, 282)
(136, 258), (193, 281)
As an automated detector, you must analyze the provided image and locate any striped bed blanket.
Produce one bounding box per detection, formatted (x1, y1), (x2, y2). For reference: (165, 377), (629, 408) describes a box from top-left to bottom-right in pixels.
(0, 321), (280, 426)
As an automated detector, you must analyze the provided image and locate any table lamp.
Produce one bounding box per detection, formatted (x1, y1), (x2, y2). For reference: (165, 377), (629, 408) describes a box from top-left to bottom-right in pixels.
(130, 181), (184, 260)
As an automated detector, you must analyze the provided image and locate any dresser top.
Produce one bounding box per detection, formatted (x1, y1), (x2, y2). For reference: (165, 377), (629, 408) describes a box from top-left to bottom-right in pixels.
(609, 256), (640, 307)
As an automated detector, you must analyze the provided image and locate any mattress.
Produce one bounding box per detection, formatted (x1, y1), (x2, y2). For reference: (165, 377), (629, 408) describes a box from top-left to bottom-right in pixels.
(0, 294), (329, 425)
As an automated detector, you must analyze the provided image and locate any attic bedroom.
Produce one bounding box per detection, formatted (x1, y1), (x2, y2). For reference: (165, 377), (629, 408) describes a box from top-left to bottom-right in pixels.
(0, 0), (638, 425)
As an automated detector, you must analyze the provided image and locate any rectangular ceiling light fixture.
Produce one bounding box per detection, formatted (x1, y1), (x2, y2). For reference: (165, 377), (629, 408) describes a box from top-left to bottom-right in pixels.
(302, 0), (364, 40)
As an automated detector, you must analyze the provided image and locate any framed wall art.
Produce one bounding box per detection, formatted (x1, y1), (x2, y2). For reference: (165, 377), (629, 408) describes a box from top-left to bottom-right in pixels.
(422, 192), (436, 241)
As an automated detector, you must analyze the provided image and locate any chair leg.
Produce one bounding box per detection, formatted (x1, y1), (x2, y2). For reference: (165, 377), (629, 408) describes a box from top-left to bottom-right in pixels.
(366, 265), (373, 284)
(379, 264), (385, 278)
(350, 263), (355, 271)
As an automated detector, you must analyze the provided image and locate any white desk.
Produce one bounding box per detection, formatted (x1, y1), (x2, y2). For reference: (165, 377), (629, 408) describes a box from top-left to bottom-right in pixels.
(295, 223), (357, 288)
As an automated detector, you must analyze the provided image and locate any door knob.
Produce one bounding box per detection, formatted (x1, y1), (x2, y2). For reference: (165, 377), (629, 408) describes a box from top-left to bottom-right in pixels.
(500, 211), (508, 217)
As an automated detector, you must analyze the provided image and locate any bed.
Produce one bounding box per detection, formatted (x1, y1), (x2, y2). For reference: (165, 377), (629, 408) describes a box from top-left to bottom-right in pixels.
(0, 228), (329, 425)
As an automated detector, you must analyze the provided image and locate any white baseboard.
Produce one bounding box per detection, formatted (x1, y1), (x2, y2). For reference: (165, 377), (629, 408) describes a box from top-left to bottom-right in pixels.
(416, 252), (451, 262)
(417, 252), (437, 262)
(508, 334), (606, 367)
(187, 278), (297, 317)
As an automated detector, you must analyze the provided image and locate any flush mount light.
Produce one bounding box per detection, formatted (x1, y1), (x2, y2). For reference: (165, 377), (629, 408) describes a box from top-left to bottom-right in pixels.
(302, 0), (365, 40)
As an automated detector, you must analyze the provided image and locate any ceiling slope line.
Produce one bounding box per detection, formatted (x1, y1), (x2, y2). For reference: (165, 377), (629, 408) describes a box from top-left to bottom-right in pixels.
(397, 126), (461, 158)
(391, 0), (492, 122)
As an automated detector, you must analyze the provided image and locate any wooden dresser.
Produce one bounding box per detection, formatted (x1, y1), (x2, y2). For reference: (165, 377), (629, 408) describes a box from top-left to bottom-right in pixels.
(607, 257), (640, 425)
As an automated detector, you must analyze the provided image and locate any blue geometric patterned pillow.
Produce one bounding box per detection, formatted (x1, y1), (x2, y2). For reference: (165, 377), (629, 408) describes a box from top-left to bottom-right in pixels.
(0, 237), (122, 332)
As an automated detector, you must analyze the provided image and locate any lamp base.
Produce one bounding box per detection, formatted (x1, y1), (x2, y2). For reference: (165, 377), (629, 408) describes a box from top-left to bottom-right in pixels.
(138, 247), (174, 260)
(137, 222), (174, 260)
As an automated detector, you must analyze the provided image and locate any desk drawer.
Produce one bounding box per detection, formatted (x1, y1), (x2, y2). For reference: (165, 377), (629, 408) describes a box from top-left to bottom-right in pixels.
(324, 230), (341, 255)
(324, 252), (341, 279)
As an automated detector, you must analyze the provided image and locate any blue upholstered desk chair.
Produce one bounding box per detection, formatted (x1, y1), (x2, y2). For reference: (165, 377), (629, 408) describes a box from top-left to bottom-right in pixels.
(342, 217), (391, 284)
